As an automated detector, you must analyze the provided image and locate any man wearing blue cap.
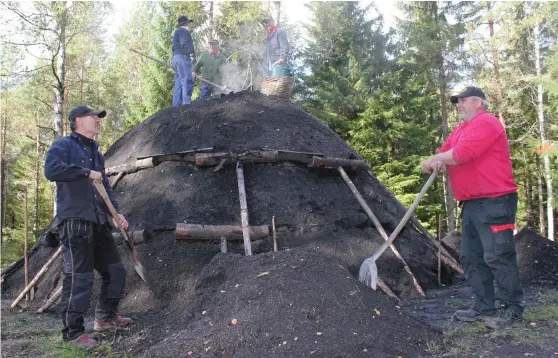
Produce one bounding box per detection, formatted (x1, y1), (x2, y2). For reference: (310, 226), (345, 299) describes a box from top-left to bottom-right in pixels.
(172, 15), (196, 106)
(45, 105), (132, 350)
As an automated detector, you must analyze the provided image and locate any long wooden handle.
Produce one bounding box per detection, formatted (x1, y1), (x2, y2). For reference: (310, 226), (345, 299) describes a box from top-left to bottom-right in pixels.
(372, 171), (438, 261)
(93, 182), (136, 260)
(194, 74), (225, 91)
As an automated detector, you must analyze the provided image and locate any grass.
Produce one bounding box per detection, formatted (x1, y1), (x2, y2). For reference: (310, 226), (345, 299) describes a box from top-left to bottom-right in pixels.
(524, 305), (558, 322)
(443, 298), (468, 309)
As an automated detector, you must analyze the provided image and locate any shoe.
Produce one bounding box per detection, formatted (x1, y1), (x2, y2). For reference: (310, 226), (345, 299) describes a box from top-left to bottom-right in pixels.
(69, 333), (100, 350)
(453, 309), (497, 322)
(94, 314), (133, 332)
(484, 308), (522, 329)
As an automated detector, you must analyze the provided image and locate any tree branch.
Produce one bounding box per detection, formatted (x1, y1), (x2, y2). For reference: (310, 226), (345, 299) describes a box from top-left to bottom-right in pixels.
(24, 135), (48, 148)
(33, 97), (54, 111)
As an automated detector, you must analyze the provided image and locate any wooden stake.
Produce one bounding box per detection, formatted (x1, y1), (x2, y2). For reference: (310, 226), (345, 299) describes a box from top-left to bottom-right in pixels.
(220, 235), (227, 253)
(437, 214), (442, 285)
(236, 161), (252, 256)
(338, 167), (425, 296)
(376, 278), (401, 304)
(272, 216), (278, 252)
(110, 172), (125, 189)
(11, 247), (62, 309)
(24, 188), (29, 301)
(37, 286), (62, 313)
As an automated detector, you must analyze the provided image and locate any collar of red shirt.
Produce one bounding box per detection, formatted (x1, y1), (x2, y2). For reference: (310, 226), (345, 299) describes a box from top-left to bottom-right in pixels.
(267, 26), (278, 35)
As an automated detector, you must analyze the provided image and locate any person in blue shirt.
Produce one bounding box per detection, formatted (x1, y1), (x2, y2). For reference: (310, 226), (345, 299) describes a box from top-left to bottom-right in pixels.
(172, 15), (196, 106)
(45, 105), (132, 350)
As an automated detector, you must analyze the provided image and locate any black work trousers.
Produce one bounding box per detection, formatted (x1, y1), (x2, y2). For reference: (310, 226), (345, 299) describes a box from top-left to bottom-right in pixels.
(460, 193), (524, 315)
(58, 219), (126, 341)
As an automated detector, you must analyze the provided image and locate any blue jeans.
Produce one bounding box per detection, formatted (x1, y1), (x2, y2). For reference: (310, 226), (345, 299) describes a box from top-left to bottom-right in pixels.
(199, 82), (212, 102)
(172, 54), (194, 106)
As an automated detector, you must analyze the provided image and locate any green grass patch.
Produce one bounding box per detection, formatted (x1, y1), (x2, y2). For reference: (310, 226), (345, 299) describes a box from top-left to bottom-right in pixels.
(535, 290), (558, 304)
(444, 298), (468, 309)
(524, 305), (558, 322)
(445, 321), (489, 337)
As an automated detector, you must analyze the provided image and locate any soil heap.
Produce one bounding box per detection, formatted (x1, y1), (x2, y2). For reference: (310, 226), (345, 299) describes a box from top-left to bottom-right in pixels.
(2, 91), (449, 357)
(515, 227), (558, 286)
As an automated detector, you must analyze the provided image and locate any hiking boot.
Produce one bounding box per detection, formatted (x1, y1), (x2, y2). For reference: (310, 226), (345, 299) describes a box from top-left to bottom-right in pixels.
(484, 308), (522, 329)
(94, 314), (133, 332)
(453, 309), (497, 322)
(69, 333), (100, 350)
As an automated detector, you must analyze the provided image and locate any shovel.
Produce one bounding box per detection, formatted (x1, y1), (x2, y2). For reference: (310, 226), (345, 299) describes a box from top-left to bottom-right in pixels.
(93, 182), (160, 296)
(359, 171), (438, 290)
(193, 74), (232, 94)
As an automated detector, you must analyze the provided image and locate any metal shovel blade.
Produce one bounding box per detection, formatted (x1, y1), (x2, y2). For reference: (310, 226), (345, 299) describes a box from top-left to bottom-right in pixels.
(132, 260), (161, 297)
(359, 257), (378, 290)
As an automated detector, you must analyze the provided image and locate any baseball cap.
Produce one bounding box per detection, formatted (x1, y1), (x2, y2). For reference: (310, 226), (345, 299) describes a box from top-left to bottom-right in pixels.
(450, 86), (486, 104)
(68, 105), (106, 122)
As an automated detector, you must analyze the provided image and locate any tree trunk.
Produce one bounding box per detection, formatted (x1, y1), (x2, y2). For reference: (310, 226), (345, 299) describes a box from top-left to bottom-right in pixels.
(534, 21), (554, 240)
(209, 1), (215, 40)
(24, 188), (29, 301)
(0, 109), (7, 239)
(53, 4), (67, 139)
(536, 155), (546, 236)
(275, 1), (281, 24)
(438, 65), (455, 232)
(488, 18), (505, 125)
(34, 121), (40, 237)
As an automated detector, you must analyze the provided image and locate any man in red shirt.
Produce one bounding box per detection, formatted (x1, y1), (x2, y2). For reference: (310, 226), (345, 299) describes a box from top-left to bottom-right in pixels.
(421, 86), (524, 329)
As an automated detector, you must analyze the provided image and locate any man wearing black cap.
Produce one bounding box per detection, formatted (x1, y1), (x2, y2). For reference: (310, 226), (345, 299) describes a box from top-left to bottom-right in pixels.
(45, 105), (132, 350)
(192, 39), (225, 101)
(172, 15), (196, 106)
(421, 86), (524, 329)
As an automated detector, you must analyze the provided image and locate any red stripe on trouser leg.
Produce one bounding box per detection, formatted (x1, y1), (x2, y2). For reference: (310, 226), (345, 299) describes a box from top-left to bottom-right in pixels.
(490, 223), (515, 234)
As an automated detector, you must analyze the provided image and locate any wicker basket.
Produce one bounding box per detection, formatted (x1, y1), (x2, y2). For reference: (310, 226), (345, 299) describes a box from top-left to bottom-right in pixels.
(260, 76), (294, 99)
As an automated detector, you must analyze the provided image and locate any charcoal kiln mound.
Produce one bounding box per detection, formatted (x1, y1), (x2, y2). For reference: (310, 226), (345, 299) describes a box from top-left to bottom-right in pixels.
(2, 92), (455, 357)
(515, 227), (558, 286)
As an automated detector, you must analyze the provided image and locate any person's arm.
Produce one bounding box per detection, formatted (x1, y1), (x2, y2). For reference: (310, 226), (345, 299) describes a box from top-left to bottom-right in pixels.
(44, 140), (90, 182)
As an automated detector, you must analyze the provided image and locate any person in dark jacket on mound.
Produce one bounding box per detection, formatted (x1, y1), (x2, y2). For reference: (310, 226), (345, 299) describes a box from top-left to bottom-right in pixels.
(45, 105), (131, 350)
(421, 86), (524, 329)
(172, 15), (196, 106)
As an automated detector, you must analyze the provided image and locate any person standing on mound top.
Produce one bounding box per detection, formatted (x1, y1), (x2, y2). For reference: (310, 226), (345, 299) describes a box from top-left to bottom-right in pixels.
(172, 15), (196, 106)
(421, 86), (524, 329)
(192, 39), (225, 102)
(262, 14), (289, 75)
(45, 105), (132, 350)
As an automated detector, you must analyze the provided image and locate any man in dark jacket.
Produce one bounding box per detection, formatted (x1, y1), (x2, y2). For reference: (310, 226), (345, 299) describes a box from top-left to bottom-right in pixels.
(192, 39), (225, 101)
(262, 15), (289, 74)
(172, 15), (196, 106)
(45, 105), (131, 350)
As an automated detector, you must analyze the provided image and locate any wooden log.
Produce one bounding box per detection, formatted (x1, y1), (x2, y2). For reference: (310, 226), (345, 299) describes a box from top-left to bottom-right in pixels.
(136, 147), (214, 161)
(112, 230), (148, 245)
(236, 161), (252, 256)
(37, 286), (62, 313)
(413, 220), (464, 275)
(11, 247), (62, 309)
(309, 156), (367, 170)
(195, 152), (232, 167)
(105, 157), (156, 176)
(337, 167), (425, 297)
(176, 224), (269, 240)
(24, 189), (29, 301)
(110, 172), (125, 189)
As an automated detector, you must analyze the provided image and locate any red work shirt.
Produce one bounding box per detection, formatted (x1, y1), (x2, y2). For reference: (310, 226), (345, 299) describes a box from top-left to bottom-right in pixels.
(438, 111), (517, 201)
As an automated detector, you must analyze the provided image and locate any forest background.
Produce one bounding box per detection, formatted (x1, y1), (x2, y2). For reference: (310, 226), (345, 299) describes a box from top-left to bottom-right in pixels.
(1, 1), (556, 266)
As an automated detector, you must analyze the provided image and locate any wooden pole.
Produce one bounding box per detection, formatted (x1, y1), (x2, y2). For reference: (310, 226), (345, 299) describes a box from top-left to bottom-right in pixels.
(110, 172), (125, 189)
(272, 216), (278, 252)
(37, 286), (62, 313)
(376, 278), (401, 304)
(338, 167), (425, 296)
(11, 247), (62, 308)
(236, 161), (252, 256)
(437, 214), (442, 285)
(220, 235), (227, 253)
(24, 188), (29, 301)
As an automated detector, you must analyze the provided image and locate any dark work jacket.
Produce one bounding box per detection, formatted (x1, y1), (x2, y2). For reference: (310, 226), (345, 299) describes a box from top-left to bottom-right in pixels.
(172, 26), (196, 60)
(44, 132), (119, 225)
